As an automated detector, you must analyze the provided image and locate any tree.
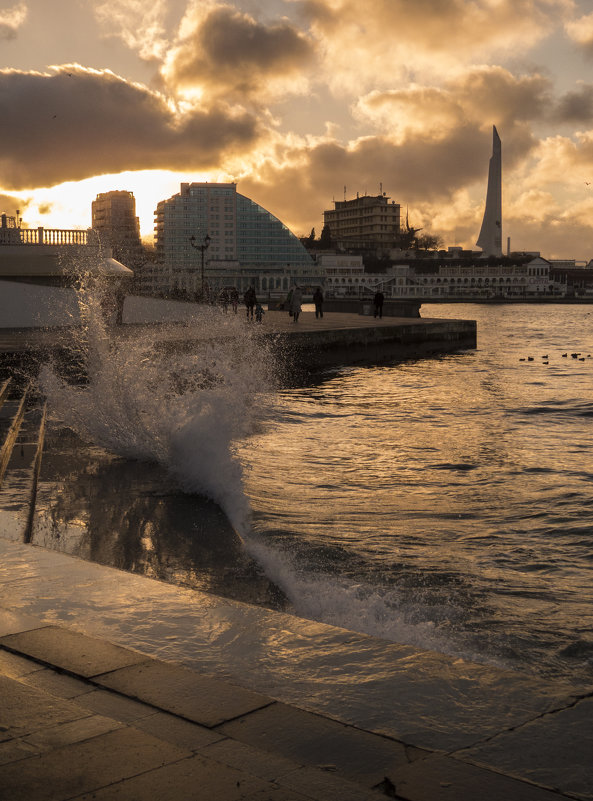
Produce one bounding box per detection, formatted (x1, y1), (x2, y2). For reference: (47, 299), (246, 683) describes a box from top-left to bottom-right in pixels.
(416, 233), (443, 251)
(319, 225), (333, 249)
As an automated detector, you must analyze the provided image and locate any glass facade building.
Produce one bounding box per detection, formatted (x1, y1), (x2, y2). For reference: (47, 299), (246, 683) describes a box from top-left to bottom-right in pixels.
(154, 182), (318, 296)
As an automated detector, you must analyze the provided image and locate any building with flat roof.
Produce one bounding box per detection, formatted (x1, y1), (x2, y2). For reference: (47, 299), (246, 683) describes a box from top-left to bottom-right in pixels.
(323, 192), (401, 251)
(91, 191), (146, 290)
(154, 182), (319, 297)
(91, 191), (142, 257)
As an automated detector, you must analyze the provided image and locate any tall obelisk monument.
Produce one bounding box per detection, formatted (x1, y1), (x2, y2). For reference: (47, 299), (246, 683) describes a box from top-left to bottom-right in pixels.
(476, 126), (502, 257)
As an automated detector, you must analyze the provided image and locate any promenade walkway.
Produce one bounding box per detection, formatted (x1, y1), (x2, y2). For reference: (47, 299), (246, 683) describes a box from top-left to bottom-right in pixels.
(1, 537), (592, 800)
(0, 310), (477, 377)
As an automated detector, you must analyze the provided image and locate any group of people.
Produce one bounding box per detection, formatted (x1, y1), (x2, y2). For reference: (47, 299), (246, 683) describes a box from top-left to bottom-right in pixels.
(220, 284), (385, 322)
(218, 287), (240, 314)
(283, 285), (324, 322)
(243, 285), (265, 322)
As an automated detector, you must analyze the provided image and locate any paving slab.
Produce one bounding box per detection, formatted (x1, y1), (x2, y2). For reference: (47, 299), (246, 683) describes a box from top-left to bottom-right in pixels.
(203, 737), (305, 781)
(133, 710), (224, 751)
(0, 737), (41, 766)
(70, 751), (268, 801)
(0, 726), (190, 801)
(457, 694), (593, 801)
(95, 659), (273, 727)
(241, 788), (311, 801)
(278, 765), (388, 801)
(22, 714), (123, 752)
(218, 701), (414, 788)
(0, 647), (45, 678)
(392, 754), (568, 801)
(0, 673), (88, 741)
(73, 688), (160, 724)
(18, 666), (94, 698)
(0, 625), (149, 677)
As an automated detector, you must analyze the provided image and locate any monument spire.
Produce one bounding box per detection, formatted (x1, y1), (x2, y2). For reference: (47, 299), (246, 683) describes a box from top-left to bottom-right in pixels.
(476, 126), (502, 258)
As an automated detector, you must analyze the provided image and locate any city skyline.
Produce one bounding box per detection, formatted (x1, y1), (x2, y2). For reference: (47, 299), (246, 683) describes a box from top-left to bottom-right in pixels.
(2, 1), (593, 258)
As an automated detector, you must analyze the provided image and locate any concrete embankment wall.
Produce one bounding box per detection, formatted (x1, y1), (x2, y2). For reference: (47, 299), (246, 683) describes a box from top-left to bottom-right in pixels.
(270, 318), (477, 370)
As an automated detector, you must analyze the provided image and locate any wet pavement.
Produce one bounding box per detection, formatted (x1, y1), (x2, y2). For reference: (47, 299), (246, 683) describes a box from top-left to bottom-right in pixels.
(1, 537), (592, 800)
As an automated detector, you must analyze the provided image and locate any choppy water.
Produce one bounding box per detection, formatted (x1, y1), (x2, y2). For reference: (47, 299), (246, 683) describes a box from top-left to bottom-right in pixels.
(238, 303), (593, 683)
(25, 294), (593, 685)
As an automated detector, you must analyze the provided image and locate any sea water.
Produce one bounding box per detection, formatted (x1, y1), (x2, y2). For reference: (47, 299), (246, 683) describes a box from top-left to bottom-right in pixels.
(37, 293), (593, 685)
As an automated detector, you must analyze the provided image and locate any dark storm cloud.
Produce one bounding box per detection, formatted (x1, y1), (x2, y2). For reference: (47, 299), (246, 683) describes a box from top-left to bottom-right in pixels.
(167, 6), (314, 96)
(0, 67), (261, 189)
(240, 124), (538, 233)
(554, 85), (593, 124)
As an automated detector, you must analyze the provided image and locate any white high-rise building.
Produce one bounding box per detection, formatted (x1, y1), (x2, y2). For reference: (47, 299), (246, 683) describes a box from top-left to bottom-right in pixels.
(476, 126), (502, 258)
(154, 182), (318, 297)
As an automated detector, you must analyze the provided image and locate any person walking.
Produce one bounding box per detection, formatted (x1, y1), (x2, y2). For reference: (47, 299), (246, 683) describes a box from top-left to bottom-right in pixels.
(313, 286), (324, 319)
(244, 285), (256, 320)
(290, 285), (303, 322)
(230, 287), (239, 314)
(373, 289), (384, 319)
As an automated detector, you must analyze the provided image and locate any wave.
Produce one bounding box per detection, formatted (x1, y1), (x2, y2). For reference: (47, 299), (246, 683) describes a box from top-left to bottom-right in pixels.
(39, 277), (278, 535)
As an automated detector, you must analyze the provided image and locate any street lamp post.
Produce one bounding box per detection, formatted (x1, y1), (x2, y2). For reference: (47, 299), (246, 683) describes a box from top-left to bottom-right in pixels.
(189, 233), (211, 300)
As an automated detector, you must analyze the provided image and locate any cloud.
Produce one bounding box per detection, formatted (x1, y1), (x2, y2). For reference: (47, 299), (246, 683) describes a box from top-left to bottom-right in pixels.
(554, 85), (593, 124)
(354, 67), (545, 161)
(301, 0), (570, 91)
(0, 66), (262, 189)
(162, 4), (315, 102)
(565, 11), (593, 56)
(90, 0), (171, 61)
(238, 125), (504, 236)
(0, 1), (27, 40)
(0, 192), (29, 217)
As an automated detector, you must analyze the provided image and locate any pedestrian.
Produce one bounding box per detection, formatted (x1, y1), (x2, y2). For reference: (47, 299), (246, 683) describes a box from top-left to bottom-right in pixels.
(285, 287), (294, 318)
(219, 288), (229, 313)
(255, 303), (265, 323)
(373, 289), (384, 319)
(290, 285), (303, 322)
(313, 286), (324, 319)
(230, 287), (239, 314)
(244, 285), (256, 320)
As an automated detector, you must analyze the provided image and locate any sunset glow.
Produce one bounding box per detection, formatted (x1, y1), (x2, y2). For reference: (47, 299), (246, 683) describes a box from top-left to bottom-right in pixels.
(2, 0), (593, 257)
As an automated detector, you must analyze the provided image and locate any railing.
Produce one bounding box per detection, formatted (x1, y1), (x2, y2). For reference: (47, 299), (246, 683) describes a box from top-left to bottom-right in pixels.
(0, 226), (97, 246)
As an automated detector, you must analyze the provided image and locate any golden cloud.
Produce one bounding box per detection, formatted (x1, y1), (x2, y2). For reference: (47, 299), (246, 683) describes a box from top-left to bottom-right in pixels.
(302, 0), (569, 91)
(565, 11), (593, 55)
(162, 4), (315, 102)
(0, 66), (262, 189)
(91, 0), (170, 61)
(0, 1), (27, 40)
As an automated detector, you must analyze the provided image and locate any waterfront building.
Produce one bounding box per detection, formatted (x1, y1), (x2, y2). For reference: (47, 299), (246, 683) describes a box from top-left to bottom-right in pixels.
(323, 192), (401, 251)
(476, 126), (503, 258)
(153, 182), (319, 298)
(384, 258), (563, 299)
(321, 253), (576, 300)
(91, 190), (146, 289)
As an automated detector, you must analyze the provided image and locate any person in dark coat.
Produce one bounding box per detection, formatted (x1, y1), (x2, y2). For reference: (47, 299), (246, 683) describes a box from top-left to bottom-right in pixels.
(313, 287), (324, 319)
(244, 285), (256, 320)
(373, 289), (384, 319)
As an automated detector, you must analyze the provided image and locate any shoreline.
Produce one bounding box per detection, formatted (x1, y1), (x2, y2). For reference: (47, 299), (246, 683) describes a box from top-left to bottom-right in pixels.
(1, 536), (591, 799)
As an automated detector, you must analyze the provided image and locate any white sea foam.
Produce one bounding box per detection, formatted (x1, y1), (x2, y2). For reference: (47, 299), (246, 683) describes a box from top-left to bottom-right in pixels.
(39, 280), (276, 534)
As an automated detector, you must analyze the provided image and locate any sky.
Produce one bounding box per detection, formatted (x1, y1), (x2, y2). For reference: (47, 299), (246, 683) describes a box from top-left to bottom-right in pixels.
(2, 0), (593, 259)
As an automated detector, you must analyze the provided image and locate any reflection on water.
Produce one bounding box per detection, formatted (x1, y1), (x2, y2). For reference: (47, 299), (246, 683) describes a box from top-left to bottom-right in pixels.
(30, 428), (288, 611)
(235, 304), (593, 683)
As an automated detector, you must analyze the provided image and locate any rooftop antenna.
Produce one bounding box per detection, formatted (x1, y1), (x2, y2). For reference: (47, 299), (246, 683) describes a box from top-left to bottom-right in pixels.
(380, 182), (382, 195)
(344, 186), (346, 200)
